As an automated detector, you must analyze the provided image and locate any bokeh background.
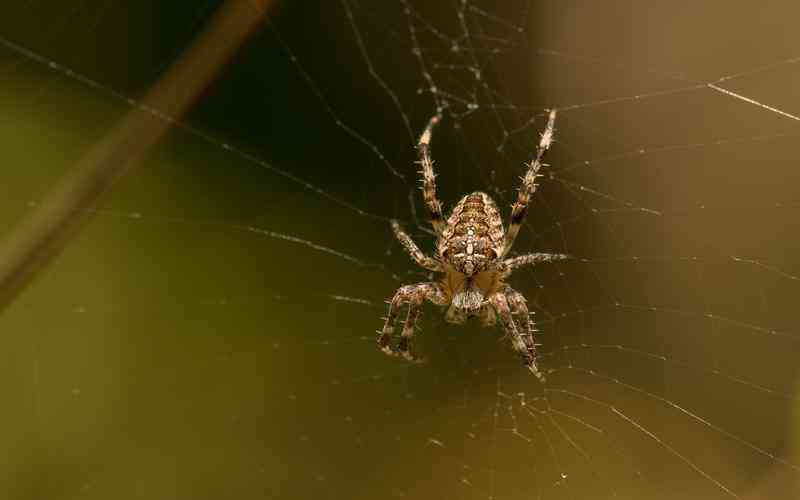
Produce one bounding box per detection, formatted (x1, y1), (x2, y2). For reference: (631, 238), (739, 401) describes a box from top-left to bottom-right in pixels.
(1, 1), (800, 499)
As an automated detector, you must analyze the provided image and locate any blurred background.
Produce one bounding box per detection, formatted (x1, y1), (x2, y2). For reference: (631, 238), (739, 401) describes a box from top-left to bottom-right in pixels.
(1, 1), (799, 499)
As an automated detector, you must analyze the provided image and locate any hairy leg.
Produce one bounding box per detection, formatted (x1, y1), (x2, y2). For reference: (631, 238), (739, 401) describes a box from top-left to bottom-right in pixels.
(502, 110), (556, 257)
(503, 285), (542, 376)
(488, 290), (545, 381)
(391, 220), (441, 271)
(498, 252), (568, 277)
(417, 114), (445, 233)
(397, 300), (423, 361)
(378, 282), (447, 360)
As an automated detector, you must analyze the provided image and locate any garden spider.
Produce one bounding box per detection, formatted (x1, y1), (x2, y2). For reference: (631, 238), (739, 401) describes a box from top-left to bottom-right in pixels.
(377, 110), (566, 381)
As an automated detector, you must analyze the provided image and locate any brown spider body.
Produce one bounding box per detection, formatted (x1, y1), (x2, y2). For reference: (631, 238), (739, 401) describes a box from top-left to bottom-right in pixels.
(377, 110), (565, 381)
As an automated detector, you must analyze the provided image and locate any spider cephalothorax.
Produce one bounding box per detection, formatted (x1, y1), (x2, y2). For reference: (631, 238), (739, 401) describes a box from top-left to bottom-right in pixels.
(378, 110), (566, 381)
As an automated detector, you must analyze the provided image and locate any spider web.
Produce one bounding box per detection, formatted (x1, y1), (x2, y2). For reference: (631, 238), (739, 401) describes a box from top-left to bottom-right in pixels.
(1, 1), (800, 499)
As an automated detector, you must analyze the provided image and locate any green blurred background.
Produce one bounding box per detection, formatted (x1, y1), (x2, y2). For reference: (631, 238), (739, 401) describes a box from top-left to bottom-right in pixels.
(1, 1), (800, 499)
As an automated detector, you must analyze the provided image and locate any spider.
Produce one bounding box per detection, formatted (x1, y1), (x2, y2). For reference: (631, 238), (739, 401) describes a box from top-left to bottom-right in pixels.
(377, 109), (567, 381)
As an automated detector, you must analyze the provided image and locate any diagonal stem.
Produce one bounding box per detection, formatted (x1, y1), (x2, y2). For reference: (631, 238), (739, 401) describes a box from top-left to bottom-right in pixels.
(0, 0), (273, 313)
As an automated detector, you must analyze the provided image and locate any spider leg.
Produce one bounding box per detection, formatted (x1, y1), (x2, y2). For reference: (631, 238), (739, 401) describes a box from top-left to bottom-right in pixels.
(503, 285), (544, 378)
(397, 301), (423, 361)
(391, 220), (442, 272)
(417, 114), (446, 234)
(502, 110), (556, 258)
(488, 289), (545, 381)
(498, 252), (569, 277)
(378, 282), (447, 361)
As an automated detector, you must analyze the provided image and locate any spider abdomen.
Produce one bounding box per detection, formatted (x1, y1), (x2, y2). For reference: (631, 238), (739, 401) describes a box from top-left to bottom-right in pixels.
(439, 191), (504, 275)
